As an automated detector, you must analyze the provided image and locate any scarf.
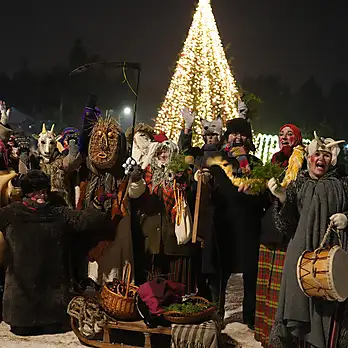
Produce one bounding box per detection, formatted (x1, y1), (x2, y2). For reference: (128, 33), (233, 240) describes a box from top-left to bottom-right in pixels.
(223, 144), (250, 174)
(144, 165), (176, 222)
(22, 197), (49, 210)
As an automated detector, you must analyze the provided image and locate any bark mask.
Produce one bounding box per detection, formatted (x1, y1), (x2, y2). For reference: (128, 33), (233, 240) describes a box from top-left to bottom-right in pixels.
(88, 117), (122, 170)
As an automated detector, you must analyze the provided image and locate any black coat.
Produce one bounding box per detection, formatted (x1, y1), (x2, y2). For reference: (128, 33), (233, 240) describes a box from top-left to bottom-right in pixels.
(203, 156), (269, 275)
(0, 202), (111, 327)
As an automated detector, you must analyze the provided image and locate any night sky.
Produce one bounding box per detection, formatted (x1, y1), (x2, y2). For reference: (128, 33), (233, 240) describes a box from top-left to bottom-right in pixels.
(1, 0), (347, 120)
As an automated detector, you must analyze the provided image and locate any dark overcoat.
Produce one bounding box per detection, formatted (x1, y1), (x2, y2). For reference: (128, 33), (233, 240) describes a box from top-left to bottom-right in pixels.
(0, 202), (110, 327)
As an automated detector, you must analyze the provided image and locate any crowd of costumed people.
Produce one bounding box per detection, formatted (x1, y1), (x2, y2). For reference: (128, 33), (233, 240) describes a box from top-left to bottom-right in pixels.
(1, 95), (348, 348)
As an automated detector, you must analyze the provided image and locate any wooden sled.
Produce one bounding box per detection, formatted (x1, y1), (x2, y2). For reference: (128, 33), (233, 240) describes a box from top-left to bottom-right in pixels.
(71, 317), (172, 348)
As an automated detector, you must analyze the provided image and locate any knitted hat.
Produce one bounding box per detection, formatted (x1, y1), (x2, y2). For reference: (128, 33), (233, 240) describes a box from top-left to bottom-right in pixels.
(20, 170), (50, 195)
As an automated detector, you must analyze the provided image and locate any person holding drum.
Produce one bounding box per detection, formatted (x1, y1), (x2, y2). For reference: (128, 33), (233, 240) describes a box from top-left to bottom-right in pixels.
(267, 132), (348, 347)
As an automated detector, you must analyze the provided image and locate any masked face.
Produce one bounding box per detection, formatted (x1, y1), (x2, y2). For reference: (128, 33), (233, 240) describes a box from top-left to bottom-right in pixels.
(156, 150), (170, 166)
(279, 126), (297, 149)
(308, 151), (332, 179)
(27, 189), (48, 204)
(37, 132), (59, 163)
(89, 120), (120, 169)
(204, 133), (220, 145)
(134, 131), (151, 150)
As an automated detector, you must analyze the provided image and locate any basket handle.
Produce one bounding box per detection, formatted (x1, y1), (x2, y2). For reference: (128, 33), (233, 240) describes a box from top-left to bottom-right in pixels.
(318, 220), (342, 250)
(122, 262), (132, 298)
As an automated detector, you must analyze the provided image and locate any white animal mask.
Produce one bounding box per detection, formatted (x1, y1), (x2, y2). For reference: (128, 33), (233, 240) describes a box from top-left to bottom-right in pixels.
(200, 116), (223, 137)
(134, 131), (152, 151)
(33, 123), (62, 163)
(307, 131), (345, 166)
(237, 100), (248, 119)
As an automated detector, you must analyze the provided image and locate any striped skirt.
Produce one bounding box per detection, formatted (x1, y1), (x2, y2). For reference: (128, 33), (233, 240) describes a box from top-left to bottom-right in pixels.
(255, 244), (286, 346)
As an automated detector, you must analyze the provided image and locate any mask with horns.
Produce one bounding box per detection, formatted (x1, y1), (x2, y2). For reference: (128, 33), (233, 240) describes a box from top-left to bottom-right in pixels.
(307, 131), (345, 166)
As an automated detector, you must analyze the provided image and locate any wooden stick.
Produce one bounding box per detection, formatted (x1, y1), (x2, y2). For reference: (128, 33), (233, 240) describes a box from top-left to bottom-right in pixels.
(192, 172), (202, 243)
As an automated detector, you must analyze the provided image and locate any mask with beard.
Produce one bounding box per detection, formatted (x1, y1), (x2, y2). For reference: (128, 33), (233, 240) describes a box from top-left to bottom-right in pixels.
(150, 140), (179, 190)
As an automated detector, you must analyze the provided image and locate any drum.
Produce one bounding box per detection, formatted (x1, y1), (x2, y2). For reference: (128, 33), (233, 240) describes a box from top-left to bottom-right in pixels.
(297, 245), (348, 302)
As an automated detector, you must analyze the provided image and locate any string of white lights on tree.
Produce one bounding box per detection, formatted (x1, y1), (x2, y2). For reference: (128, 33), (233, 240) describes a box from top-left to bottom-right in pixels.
(155, 0), (239, 147)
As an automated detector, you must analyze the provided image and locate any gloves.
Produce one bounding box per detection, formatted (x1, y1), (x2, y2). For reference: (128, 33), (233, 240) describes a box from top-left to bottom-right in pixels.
(16, 136), (31, 153)
(330, 213), (348, 230)
(194, 168), (212, 185)
(68, 139), (79, 157)
(267, 177), (286, 204)
(122, 157), (143, 182)
(0, 101), (10, 125)
(181, 107), (195, 130)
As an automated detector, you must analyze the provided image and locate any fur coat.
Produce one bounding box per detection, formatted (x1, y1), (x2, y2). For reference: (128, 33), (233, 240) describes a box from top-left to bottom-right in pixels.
(0, 201), (111, 327)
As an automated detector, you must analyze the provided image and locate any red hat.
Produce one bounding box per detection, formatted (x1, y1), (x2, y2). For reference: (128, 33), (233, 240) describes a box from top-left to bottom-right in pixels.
(280, 124), (303, 146)
(154, 132), (168, 143)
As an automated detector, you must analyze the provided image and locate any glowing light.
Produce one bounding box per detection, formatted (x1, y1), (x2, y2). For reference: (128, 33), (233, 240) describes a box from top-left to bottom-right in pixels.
(124, 107), (132, 115)
(154, 0), (239, 147)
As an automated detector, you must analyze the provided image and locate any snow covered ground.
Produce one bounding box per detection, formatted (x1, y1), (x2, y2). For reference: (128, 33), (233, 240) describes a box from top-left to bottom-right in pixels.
(0, 274), (261, 347)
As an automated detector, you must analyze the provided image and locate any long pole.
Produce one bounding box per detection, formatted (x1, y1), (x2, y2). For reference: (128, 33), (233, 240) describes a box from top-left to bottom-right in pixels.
(129, 68), (141, 157)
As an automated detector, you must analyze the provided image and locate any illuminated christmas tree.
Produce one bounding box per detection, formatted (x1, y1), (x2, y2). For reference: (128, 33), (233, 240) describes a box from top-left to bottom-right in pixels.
(155, 0), (240, 146)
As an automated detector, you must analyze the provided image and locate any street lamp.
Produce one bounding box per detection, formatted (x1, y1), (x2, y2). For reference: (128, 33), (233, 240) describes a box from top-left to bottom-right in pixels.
(123, 106), (132, 116)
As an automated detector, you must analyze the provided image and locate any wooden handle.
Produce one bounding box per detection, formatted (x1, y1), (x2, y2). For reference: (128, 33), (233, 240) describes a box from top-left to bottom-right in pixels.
(123, 262), (132, 298)
(192, 173), (202, 243)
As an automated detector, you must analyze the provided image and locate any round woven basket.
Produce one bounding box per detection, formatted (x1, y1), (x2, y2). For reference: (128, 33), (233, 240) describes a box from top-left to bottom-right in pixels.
(100, 263), (139, 321)
(163, 296), (216, 325)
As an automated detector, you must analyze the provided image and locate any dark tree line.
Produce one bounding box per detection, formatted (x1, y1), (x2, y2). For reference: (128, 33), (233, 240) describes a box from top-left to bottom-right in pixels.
(0, 39), (138, 132)
(0, 39), (347, 140)
(242, 75), (348, 139)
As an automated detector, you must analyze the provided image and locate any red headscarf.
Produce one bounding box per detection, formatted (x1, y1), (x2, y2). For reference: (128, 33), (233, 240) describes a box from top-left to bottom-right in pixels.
(279, 124), (303, 147)
(271, 124), (303, 167)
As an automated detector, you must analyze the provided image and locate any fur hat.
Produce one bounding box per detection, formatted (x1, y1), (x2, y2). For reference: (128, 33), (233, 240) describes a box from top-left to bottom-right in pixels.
(307, 131), (345, 166)
(20, 170), (50, 195)
(224, 118), (255, 151)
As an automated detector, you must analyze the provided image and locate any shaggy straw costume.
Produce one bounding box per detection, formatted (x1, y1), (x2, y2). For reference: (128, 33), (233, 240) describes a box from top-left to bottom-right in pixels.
(77, 98), (137, 285)
(255, 124), (304, 346)
(133, 140), (195, 293)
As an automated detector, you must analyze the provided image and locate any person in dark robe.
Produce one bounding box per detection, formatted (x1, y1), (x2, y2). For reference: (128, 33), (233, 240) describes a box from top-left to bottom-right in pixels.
(205, 117), (267, 329)
(268, 132), (348, 347)
(0, 170), (113, 335)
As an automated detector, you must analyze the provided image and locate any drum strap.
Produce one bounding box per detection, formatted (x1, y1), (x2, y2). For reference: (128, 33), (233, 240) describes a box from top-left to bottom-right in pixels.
(318, 221), (342, 249)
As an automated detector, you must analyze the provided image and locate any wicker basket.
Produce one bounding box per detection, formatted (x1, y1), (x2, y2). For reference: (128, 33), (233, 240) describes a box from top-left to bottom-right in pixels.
(163, 296), (216, 325)
(100, 262), (139, 320)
